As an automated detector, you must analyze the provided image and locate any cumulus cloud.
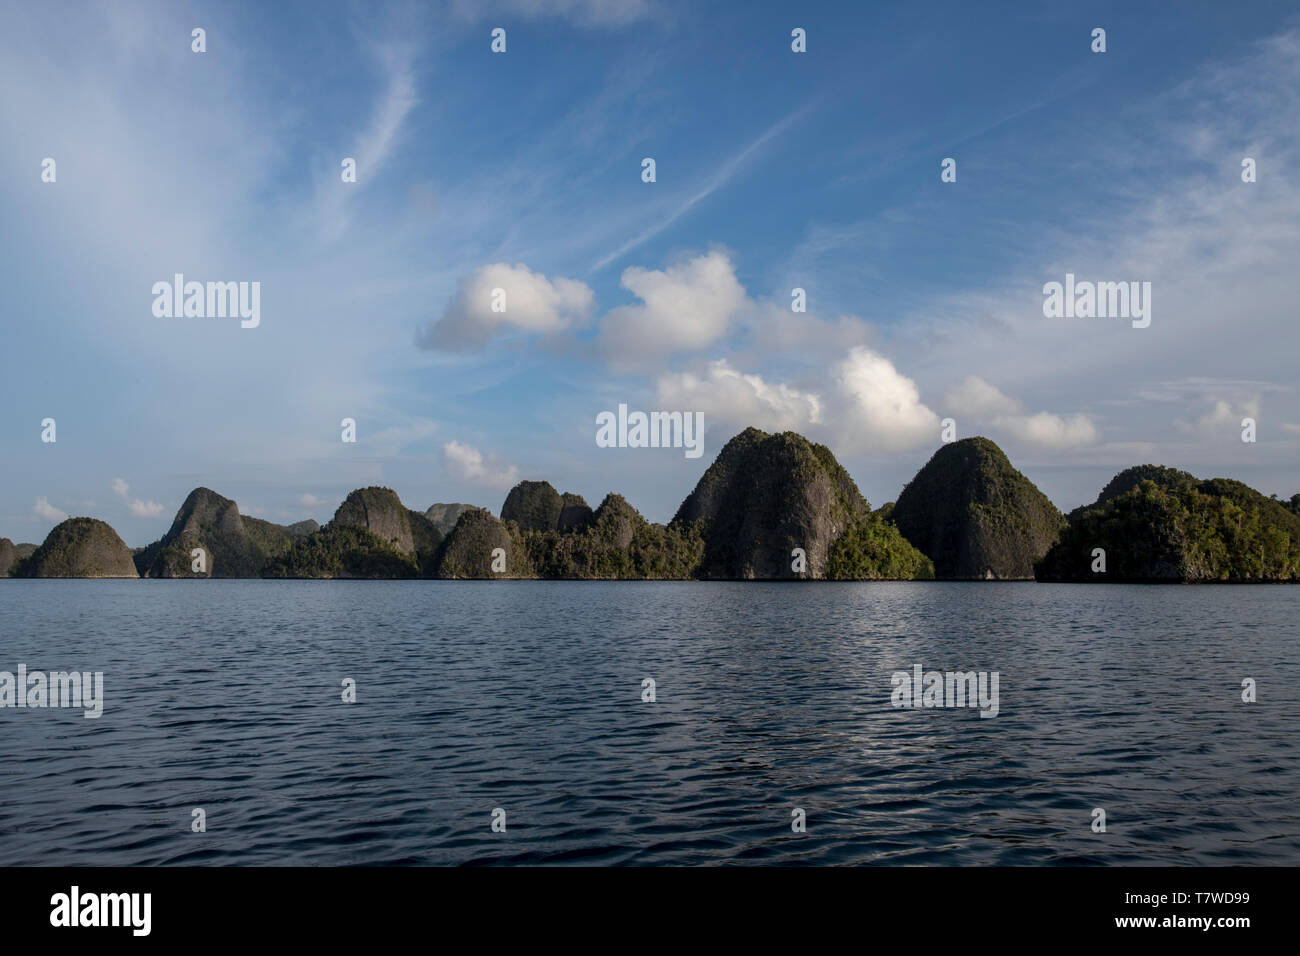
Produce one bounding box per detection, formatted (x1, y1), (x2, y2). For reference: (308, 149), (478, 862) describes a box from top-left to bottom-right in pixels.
(443, 440), (520, 490)
(1000, 411), (1100, 448)
(655, 360), (822, 432)
(832, 347), (941, 452)
(943, 376), (1099, 448)
(419, 263), (594, 350)
(33, 496), (67, 521)
(654, 347), (940, 453)
(598, 250), (748, 365)
(300, 493), (327, 507)
(112, 477), (166, 517)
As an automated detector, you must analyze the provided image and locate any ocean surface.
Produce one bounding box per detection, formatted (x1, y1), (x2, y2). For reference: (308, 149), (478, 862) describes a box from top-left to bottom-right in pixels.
(0, 580), (1296, 866)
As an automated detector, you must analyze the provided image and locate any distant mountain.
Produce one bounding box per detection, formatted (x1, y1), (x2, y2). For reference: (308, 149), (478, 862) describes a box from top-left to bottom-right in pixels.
(284, 519), (320, 537)
(891, 437), (1065, 579)
(13, 518), (138, 578)
(670, 427), (930, 579)
(135, 487), (296, 577)
(424, 503), (476, 536)
(1037, 467), (1300, 582)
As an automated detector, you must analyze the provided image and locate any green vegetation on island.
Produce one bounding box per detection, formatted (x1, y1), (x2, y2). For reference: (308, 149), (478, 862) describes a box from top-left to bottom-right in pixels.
(526, 494), (704, 579)
(12, 518), (138, 578)
(1037, 466), (1300, 582)
(6, 428), (1298, 584)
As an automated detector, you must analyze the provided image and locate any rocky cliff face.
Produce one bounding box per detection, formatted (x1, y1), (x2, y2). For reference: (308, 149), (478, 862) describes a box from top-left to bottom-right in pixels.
(16, 518), (138, 578)
(285, 519), (320, 537)
(1038, 469), (1300, 582)
(891, 437), (1065, 579)
(332, 487), (417, 556)
(670, 427), (878, 579)
(135, 487), (295, 577)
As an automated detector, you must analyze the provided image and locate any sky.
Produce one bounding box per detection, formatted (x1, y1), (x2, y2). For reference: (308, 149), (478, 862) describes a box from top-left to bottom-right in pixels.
(2, 0), (1298, 547)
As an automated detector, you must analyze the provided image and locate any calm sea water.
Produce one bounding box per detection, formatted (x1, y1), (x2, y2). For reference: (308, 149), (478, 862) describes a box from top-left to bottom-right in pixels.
(0, 580), (1296, 866)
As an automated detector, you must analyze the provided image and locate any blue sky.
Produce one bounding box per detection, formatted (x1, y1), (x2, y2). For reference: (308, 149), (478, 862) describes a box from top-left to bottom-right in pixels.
(3, 0), (1299, 546)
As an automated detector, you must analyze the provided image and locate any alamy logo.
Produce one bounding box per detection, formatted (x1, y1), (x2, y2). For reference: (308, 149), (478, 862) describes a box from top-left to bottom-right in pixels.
(595, 404), (704, 459)
(890, 664), (999, 718)
(152, 273), (261, 328)
(1042, 273), (1150, 328)
(50, 886), (151, 936)
(0, 665), (103, 718)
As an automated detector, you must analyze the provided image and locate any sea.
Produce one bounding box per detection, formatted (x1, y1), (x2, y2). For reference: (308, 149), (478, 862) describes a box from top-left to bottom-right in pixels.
(0, 580), (1296, 865)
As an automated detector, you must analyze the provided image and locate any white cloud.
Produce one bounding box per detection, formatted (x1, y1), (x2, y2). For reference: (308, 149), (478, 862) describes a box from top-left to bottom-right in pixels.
(598, 250), (747, 365)
(1001, 411), (1100, 448)
(300, 493), (327, 507)
(655, 347), (940, 453)
(34, 497), (67, 522)
(943, 376), (1099, 448)
(443, 441), (521, 490)
(832, 347), (941, 452)
(656, 360), (822, 432)
(112, 477), (165, 517)
(129, 499), (166, 518)
(420, 263), (594, 350)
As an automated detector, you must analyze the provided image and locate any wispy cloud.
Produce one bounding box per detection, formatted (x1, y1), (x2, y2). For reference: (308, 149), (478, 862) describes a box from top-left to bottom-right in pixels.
(447, 0), (657, 28)
(591, 102), (818, 272)
(314, 39), (420, 239)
